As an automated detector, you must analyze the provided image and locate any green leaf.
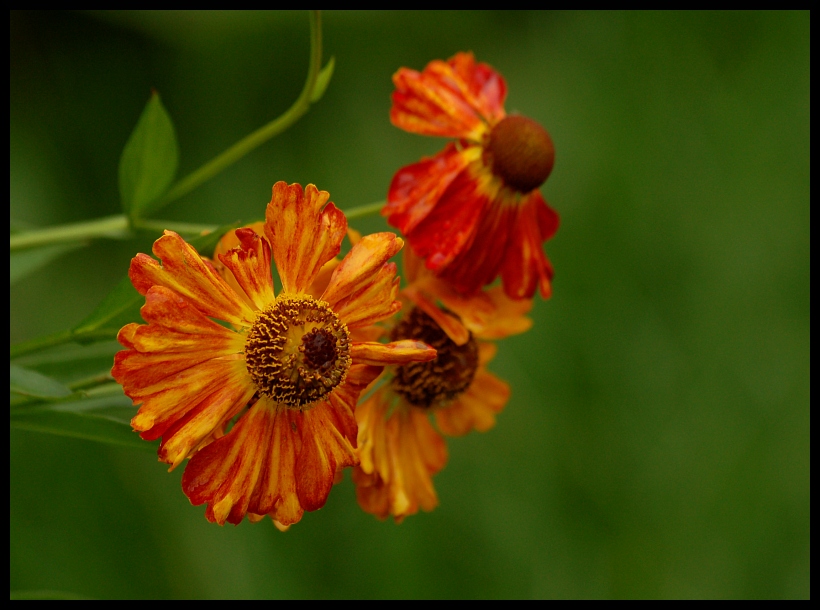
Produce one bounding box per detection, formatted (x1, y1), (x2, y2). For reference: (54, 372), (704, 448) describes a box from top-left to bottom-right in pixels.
(310, 56), (335, 103)
(10, 391), (154, 452)
(119, 91), (179, 220)
(9, 364), (71, 399)
(9, 242), (86, 285)
(72, 276), (142, 339)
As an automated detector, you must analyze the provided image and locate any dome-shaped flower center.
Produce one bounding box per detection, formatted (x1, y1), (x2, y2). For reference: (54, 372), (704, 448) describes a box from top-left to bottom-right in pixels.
(484, 115), (555, 194)
(244, 295), (351, 409)
(389, 307), (478, 409)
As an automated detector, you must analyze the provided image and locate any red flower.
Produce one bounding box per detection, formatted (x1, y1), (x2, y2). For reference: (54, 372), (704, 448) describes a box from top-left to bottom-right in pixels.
(385, 52), (560, 300)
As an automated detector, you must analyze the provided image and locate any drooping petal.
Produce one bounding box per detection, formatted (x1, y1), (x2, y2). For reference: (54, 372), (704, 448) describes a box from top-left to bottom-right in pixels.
(402, 284), (470, 346)
(264, 182), (347, 294)
(435, 369), (510, 436)
(499, 191), (559, 299)
(354, 396), (448, 522)
(405, 162), (495, 275)
(476, 287), (534, 339)
(383, 144), (474, 235)
(350, 340), (437, 366)
(295, 399), (358, 512)
(129, 231), (255, 326)
(182, 397), (304, 526)
(391, 54), (502, 140)
(217, 228), (275, 311)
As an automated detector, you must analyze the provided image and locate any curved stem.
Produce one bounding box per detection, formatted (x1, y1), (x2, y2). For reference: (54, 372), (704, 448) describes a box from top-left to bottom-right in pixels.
(153, 11), (324, 209)
(9, 215), (130, 251)
(134, 218), (218, 235)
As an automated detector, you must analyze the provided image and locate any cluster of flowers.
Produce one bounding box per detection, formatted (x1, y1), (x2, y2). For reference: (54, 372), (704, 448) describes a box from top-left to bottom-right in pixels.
(113, 52), (559, 527)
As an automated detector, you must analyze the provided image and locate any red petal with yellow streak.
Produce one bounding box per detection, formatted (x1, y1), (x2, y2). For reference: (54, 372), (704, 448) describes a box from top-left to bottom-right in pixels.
(402, 285), (470, 346)
(350, 340), (437, 366)
(405, 165), (492, 274)
(295, 400), (359, 511)
(500, 191), (559, 299)
(384, 144), (473, 235)
(329, 264), (401, 330)
(182, 398), (304, 526)
(264, 182), (347, 294)
(217, 228), (275, 311)
(129, 231), (255, 327)
(435, 369), (510, 437)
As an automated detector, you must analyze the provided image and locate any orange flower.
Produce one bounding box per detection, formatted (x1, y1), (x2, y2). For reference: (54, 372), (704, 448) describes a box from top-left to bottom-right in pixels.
(385, 51), (560, 300)
(352, 250), (532, 522)
(112, 182), (436, 526)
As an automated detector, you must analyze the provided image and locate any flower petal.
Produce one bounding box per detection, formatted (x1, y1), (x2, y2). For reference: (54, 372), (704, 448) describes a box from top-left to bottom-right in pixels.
(435, 369), (510, 436)
(447, 51), (507, 125)
(295, 400), (358, 512)
(405, 162), (493, 275)
(129, 231), (255, 326)
(264, 182), (347, 294)
(500, 191), (559, 299)
(384, 144), (474, 235)
(321, 232), (403, 309)
(328, 263), (401, 330)
(391, 55), (498, 140)
(350, 340), (437, 366)
(354, 395), (448, 522)
(217, 228), (275, 311)
(182, 398), (304, 526)
(402, 285), (470, 346)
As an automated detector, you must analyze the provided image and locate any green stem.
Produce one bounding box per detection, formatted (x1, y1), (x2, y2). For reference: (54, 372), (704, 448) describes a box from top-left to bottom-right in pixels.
(9, 11), (324, 253)
(9, 215), (129, 251)
(134, 218), (218, 235)
(153, 11), (324, 209)
(344, 201), (384, 221)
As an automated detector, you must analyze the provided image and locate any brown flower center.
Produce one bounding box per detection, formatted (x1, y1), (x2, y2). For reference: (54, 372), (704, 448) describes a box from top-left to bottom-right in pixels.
(484, 115), (555, 194)
(244, 295), (351, 409)
(389, 307), (479, 409)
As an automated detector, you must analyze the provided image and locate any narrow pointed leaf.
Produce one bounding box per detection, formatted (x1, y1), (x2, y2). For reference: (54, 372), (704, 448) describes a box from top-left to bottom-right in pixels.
(310, 56), (336, 103)
(10, 242), (85, 285)
(10, 364), (72, 399)
(119, 91), (179, 219)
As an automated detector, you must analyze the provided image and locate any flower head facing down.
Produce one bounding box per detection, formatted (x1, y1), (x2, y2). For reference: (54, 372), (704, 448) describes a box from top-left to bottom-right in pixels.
(112, 182), (436, 526)
(352, 250), (532, 522)
(385, 52), (560, 300)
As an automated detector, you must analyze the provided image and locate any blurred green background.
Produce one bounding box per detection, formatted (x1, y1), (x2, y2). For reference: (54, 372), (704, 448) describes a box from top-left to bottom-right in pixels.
(10, 10), (809, 599)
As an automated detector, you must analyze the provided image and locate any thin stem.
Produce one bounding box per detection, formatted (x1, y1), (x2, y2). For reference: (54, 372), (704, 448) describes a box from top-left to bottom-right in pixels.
(134, 218), (218, 235)
(153, 11), (324, 209)
(9, 215), (130, 251)
(344, 201), (385, 221)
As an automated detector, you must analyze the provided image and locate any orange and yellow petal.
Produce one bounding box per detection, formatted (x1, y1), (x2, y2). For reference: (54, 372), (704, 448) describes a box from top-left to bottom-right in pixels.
(350, 340), (437, 366)
(354, 390), (448, 522)
(264, 182), (347, 295)
(434, 368), (510, 437)
(401, 284), (470, 346)
(384, 143), (474, 235)
(217, 228), (275, 311)
(129, 231), (255, 327)
(321, 232), (404, 327)
(182, 398), (303, 526)
(391, 52), (505, 140)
